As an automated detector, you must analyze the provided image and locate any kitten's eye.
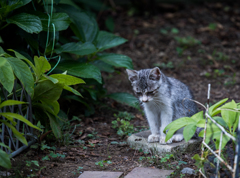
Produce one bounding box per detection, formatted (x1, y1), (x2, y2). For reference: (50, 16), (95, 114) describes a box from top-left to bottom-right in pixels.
(136, 92), (142, 96)
(147, 91), (154, 95)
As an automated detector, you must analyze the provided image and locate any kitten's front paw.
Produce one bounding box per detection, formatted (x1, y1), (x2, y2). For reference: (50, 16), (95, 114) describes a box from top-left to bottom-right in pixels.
(148, 134), (160, 143)
(159, 135), (172, 144)
(172, 134), (184, 142)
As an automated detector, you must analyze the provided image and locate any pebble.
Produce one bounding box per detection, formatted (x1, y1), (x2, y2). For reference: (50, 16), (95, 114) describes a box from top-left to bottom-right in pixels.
(181, 167), (196, 175)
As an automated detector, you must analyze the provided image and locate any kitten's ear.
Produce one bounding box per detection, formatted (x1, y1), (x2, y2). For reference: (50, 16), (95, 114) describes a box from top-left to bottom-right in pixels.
(149, 67), (161, 81)
(126, 69), (138, 83)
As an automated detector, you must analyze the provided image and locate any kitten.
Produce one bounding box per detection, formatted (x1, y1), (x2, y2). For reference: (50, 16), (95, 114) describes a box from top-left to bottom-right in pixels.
(126, 67), (198, 144)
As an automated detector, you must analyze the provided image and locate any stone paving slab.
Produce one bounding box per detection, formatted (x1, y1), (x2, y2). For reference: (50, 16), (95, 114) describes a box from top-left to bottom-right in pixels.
(78, 171), (123, 178)
(125, 167), (174, 178)
(127, 130), (201, 155)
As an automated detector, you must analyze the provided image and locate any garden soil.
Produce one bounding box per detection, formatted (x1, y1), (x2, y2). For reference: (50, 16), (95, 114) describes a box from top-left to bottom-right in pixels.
(6, 2), (240, 178)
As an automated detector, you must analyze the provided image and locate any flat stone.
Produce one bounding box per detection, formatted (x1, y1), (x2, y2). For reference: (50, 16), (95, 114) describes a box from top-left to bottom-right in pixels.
(78, 171), (123, 178)
(125, 167), (174, 178)
(127, 130), (201, 155)
(181, 167), (196, 175)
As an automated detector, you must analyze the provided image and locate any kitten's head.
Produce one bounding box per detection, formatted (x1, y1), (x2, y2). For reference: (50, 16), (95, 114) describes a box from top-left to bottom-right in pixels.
(126, 67), (161, 103)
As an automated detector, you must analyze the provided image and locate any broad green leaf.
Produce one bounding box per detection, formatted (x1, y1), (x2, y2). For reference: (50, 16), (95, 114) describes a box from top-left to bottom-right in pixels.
(7, 13), (42, 34)
(0, 57), (14, 93)
(97, 53), (133, 69)
(47, 113), (62, 138)
(0, 36), (3, 43)
(42, 74), (59, 84)
(57, 61), (102, 83)
(1, 114), (17, 126)
(55, 4), (98, 42)
(0, 0), (31, 18)
(34, 56), (51, 79)
(33, 80), (63, 101)
(8, 49), (36, 73)
(0, 149), (11, 169)
(105, 16), (114, 32)
(74, 0), (108, 11)
(0, 143), (11, 150)
(191, 111), (204, 122)
(1, 120), (28, 145)
(1, 113), (41, 131)
(50, 74), (85, 86)
(0, 46), (5, 55)
(7, 57), (34, 96)
(213, 116), (228, 128)
(63, 85), (82, 97)
(233, 104), (240, 132)
(37, 12), (71, 32)
(92, 60), (115, 73)
(41, 99), (60, 115)
(183, 124), (197, 142)
(0, 100), (26, 108)
(198, 120), (230, 149)
(55, 42), (97, 55)
(221, 100), (237, 130)
(209, 98), (228, 117)
(95, 31), (127, 51)
(164, 117), (196, 141)
(107, 92), (140, 110)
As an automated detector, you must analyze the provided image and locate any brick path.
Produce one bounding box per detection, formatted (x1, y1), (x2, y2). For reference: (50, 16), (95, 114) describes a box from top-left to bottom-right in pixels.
(78, 167), (173, 178)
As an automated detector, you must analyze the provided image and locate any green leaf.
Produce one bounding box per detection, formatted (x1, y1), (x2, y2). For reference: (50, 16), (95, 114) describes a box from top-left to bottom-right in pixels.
(183, 124), (197, 142)
(92, 60), (115, 73)
(41, 99), (60, 115)
(37, 12), (71, 32)
(0, 46), (5, 55)
(1, 120), (28, 145)
(97, 53), (133, 69)
(107, 92), (140, 109)
(47, 113), (62, 139)
(50, 74), (85, 86)
(95, 31), (127, 51)
(220, 100), (237, 130)
(55, 4), (98, 42)
(0, 143), (11, 152)
(55, 42), (97, 55)
(33, 80), (63, 101)
(34, 56), (51, 79)
(105, 16), (114, 32)
(7, 13), (42, 34)
(7, 57), (34, 96)
(198, 119), (230, 149)
(42, 74), (59, 84)
(164, 117), (196, 142)
(1, 113), (42, 131)
(63, 85), (82, 97)
(0, 149), (11, 169)
(191, 111), (204, 122)
(57, 61), (102, 83)
(0, 100), (26, 108)
(209, 98), (228, 117)
(8, 49), (36, 73)
(0, 57), (14, 93)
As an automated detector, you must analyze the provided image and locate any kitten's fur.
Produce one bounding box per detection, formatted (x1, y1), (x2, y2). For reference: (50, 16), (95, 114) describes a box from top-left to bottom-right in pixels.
(126, 67), (198, 144)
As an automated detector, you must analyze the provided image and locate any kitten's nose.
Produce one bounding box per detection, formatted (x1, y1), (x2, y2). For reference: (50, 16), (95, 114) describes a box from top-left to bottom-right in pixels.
(142, 95), (148, 102)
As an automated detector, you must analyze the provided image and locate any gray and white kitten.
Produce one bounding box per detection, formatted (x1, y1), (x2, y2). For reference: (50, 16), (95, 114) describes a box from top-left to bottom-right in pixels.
(126, 67), (198, 144)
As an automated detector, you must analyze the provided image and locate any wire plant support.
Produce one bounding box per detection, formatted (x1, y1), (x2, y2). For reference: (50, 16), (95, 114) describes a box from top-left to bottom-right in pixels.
(199, 84), (240, 178)
(0, 81), (36, 158)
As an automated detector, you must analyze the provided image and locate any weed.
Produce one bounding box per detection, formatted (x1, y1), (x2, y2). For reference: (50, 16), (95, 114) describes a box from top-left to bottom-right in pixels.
(154, 62), (174, 69)
(72, 166), (83, 175)
(25, 160), (46, 177)
(208, 23), (217, 30)
(114, 111), (135, 121)
(175, 36), (201, 48)
(112, 118), (134, 137)
(95, 160), (112, 169)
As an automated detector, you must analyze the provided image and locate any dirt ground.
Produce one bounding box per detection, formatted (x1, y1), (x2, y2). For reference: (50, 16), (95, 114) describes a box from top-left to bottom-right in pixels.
(5, 2), (240, 178)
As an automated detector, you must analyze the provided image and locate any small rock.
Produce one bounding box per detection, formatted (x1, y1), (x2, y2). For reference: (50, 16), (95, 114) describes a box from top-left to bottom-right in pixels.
(0, 171), (11, 176)
(181, 167), (196, 175)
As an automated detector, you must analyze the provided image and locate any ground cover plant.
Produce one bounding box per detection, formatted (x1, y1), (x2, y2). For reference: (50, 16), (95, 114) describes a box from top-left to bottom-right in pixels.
(0, 1), (240, 178)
